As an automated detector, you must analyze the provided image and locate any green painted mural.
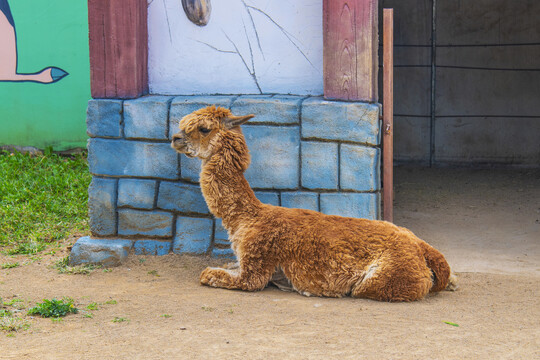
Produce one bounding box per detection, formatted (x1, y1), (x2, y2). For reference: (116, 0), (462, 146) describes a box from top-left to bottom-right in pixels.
(0, 0), (90, 150)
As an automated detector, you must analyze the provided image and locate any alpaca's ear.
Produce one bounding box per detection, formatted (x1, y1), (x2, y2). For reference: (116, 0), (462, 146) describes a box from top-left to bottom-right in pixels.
(223, 114), (255, 128)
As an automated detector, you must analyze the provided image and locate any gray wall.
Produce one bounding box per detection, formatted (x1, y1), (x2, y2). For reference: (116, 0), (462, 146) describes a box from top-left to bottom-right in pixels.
(380, 0), (540, 167)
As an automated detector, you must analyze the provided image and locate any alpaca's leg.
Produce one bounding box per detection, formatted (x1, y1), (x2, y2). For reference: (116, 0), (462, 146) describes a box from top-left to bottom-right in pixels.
(351, 258), (432, 302)
(200, 234), (276, 291)
(200, 256), (275, 291)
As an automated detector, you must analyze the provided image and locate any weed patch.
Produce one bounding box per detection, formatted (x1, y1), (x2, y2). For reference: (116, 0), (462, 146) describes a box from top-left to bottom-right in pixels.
(28, 298), (78, 318)
(112, 317), (129, 323)
(0, 316), (30, 333)
(53, 256), (99, 275)
(1, 262), (20, 269)
(86, 302), (99, 311)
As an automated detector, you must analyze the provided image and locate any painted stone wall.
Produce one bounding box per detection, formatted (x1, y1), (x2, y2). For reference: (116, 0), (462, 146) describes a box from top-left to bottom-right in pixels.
(0, 0), (90, 151)
(71, 95), (380, 263)
(148, 0), (323, 95)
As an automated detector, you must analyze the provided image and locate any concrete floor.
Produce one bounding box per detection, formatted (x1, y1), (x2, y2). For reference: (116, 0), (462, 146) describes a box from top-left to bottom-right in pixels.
(393, 167), (540, 276)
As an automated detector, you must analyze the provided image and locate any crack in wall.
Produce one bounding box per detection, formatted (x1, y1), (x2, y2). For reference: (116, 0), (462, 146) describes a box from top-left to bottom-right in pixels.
(241, 0), (265, 60)
(245, 4), (317, 70)
(223, 31), (262, 94)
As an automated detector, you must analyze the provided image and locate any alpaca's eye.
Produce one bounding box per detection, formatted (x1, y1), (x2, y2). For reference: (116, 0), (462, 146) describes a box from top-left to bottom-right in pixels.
(199, 127), (211, 134)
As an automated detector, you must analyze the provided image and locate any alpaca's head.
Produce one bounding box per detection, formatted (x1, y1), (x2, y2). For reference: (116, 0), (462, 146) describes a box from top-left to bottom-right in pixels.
(171, 106), (254, 160)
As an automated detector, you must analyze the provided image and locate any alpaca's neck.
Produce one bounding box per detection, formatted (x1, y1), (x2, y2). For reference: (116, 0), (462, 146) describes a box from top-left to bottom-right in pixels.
(199, 133), (262, 235)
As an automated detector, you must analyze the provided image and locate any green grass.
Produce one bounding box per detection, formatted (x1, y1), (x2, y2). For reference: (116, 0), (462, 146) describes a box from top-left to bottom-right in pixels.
(0, 151), (91, 252)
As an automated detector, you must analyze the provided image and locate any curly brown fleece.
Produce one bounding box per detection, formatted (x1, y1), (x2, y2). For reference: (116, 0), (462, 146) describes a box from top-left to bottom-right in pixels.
(171, 106), (456, 302)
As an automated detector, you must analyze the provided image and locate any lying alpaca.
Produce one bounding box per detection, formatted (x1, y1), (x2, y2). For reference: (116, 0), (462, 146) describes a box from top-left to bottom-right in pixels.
(171, 106), (457, 301)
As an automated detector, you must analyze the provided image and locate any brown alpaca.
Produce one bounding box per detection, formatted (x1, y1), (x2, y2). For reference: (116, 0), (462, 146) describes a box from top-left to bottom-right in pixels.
(171, 106), (457, 302)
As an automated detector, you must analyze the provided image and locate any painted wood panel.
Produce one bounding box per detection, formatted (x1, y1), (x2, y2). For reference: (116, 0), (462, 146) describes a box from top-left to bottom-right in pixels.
(88, 0), (148, 99)
(323, 0), (378, 102)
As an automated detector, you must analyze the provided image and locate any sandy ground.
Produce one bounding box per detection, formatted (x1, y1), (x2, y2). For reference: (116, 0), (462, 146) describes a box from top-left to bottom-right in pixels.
(1, 167), (539, 359)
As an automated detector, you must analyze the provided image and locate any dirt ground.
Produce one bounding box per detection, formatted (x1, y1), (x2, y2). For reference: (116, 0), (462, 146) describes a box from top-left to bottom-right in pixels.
(1, 167), (539, 359)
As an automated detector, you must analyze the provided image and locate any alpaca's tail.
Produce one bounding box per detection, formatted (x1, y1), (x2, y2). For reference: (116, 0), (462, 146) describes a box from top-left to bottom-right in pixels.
(418, 241), (457, 292)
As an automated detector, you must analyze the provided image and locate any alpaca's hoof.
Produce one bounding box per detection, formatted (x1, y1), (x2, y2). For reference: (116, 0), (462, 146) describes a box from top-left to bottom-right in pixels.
(200, 267), (218, 287)
(446, 273), (459, 291)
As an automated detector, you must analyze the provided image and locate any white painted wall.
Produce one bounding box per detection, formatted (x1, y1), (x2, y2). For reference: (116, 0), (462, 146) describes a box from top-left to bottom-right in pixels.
(148, 0), (323, 95)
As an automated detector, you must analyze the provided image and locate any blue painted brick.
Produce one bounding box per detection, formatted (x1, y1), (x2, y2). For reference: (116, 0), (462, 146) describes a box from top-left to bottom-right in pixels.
(86, 99), (122, 138)
(281, 192), (319, 211)
(212, 219), (234, 257)
(88, 139), (178, 179)
(254, 191), (280, 205)
(340, 144), (380, 191)
(118, 209), (174, 237)
(117, 179), (156, 209)
(230, 95), (302, 124)
(243, 125), (300, 189)
(173, 217), (213, 254)
(214, 218), (228, 240)
(124, 96), (172, 140)
(88, 177), (117, 236)
(212, 245), (235, 258)
(181, 155), (201, 182)
(301, 141), (338, 190)
(302, 98), (380, 145)
(320, 193), (379, 220)
(169, 96), (237, 139)
(70, 237), (133, 267)
(157, 182), (209, 214)
(133, 240), (172, 255)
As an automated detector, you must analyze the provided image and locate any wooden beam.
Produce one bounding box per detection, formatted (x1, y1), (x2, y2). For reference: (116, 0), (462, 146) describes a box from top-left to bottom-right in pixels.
(323, 0), (378, 102)
(88, 0), (148, 99)
(382, 8), (394, 222)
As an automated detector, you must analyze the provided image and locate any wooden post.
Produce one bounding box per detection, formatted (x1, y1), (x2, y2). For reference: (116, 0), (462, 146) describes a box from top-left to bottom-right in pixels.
(323, 0), (378, 102)
(88, 0), (148, 99)
(382, 9), (394, 222)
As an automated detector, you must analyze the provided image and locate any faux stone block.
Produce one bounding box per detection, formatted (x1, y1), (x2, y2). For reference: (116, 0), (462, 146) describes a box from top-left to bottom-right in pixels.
(281, 192), (319, 211)
(212, 218), (234, 257)
(243, 125), (300, 189)
(117, 179), (156, 209)
(254, 191), (280, 206)
(181, 155), (201, 182)
(157, 182), (209, 214)
(118, 209), (174, 237)
(169, 96), (237, 138)
(86, 99), (122, 138)
(340, 145), (380, 191)
(212, 244), (235, 258)
(88, 139), (178, 179)
(302, 98), (380, 145)
(88, 177), (117, 236)
(230, 95), (302, 124)
(214, 218), (228, 240)
(301, 142), (338, 190)
(320, 193), (379, 220)
(124, 96), (172, 140)
(69, 237), (133, 267)
(133, 240), (171, 255)
(173, 217), (213, 254)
